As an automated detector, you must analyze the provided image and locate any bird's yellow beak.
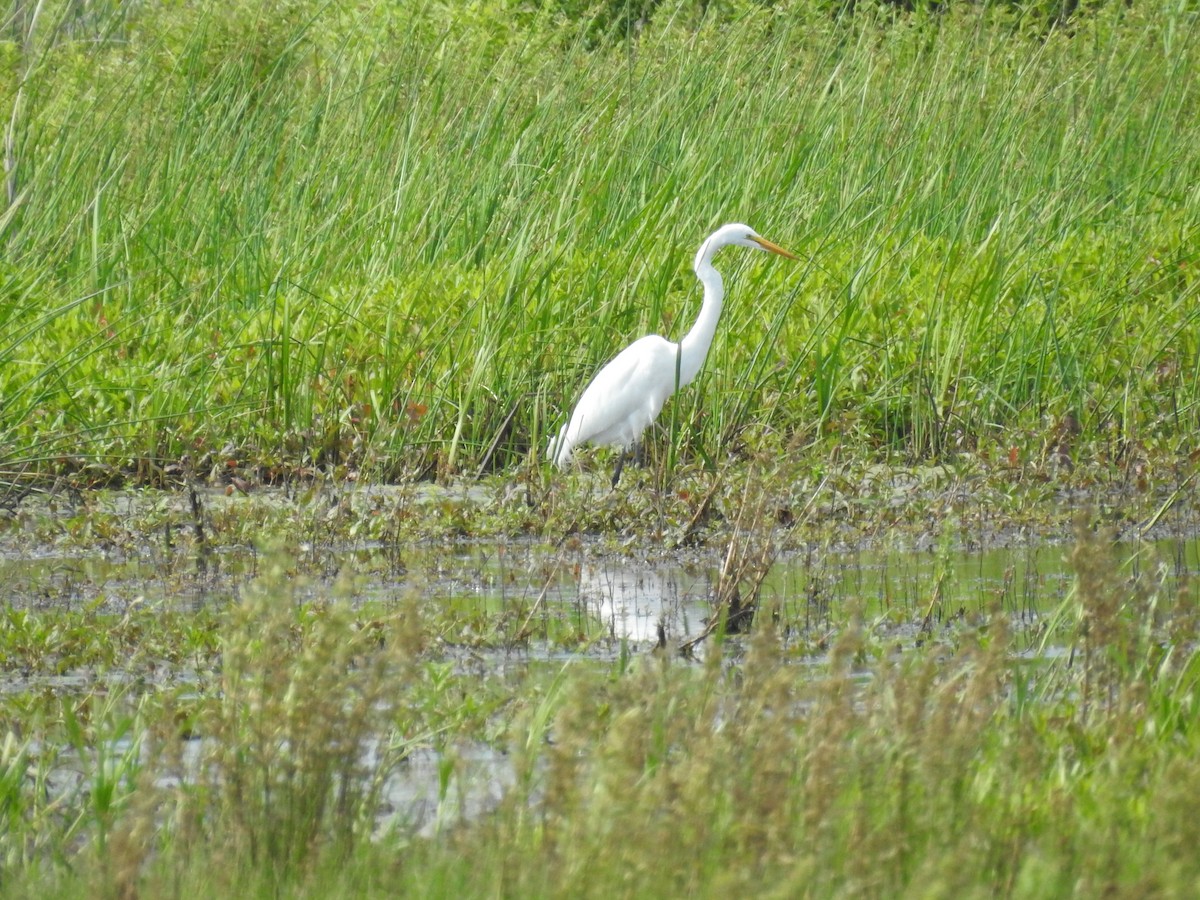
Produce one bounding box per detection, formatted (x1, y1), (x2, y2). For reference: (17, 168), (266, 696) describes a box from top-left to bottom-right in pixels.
(750, 235), (798, 259)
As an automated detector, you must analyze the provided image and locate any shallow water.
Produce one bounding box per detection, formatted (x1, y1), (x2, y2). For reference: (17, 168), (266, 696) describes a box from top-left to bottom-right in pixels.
(8, 487), (1200, 842)
(5, 487), (1200, 654)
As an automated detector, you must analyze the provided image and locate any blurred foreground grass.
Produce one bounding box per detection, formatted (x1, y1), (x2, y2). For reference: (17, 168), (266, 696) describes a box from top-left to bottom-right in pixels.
(0, 520), (1197, 896)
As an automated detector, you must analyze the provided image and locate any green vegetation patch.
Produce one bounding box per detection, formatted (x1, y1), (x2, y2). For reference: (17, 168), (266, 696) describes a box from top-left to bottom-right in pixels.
(1, 1), (1198, 488)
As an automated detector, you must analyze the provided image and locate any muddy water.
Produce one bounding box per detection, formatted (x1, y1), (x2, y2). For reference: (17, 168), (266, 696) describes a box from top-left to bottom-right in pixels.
(5, 499), (1200, 650)
(7, 488), (1200, 837)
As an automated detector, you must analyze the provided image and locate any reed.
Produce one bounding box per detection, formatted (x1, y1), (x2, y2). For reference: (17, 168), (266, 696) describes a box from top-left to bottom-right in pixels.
(0, 1), (1196, 485)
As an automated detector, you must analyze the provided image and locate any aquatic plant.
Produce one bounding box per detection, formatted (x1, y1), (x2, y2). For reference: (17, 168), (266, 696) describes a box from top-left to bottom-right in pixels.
(0, 0), (1196, 490)
(0, 513), (1197, 896)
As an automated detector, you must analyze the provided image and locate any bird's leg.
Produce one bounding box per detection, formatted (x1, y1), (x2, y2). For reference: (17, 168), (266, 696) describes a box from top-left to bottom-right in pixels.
(610, 451), (626, 489)
(632, 441), (645, 469)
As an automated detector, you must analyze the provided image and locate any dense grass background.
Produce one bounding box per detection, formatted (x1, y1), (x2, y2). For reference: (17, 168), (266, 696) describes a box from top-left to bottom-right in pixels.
(1, 0), (1198, 485)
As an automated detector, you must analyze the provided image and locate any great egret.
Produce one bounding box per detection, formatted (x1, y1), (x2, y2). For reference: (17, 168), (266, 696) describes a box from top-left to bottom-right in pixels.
(548, 223), (796, 487)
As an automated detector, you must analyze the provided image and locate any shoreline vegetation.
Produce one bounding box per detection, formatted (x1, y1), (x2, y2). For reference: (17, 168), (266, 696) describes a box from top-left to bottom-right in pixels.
(2, 1), (1200, 896)
(1, 0), (1197, 495)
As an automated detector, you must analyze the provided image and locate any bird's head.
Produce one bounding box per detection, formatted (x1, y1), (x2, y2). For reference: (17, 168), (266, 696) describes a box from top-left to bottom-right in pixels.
(700, 223), (797, 264)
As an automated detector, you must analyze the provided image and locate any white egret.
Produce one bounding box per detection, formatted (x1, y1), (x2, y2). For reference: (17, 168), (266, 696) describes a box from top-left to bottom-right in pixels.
(548, 223), (796, 487)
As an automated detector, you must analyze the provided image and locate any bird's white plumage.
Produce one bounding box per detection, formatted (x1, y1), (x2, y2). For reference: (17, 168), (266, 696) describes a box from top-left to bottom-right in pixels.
(549, 223), (795, 480)
(550, 334), (675, 464)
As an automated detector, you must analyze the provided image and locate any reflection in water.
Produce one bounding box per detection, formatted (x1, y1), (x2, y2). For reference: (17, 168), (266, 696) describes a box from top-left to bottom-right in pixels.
(5, 484), (1200, 654)
(576, 561), (714, 644)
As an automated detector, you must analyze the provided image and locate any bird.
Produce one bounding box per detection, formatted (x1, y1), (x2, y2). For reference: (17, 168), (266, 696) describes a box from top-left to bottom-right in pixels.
(548, 223), (796, 487)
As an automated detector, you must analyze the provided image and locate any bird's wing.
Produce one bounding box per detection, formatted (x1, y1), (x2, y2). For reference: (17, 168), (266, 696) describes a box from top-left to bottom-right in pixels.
(562, 335), (676, 450)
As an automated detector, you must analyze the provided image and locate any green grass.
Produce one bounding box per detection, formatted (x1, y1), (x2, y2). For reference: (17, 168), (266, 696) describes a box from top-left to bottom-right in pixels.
(1, 0), (1198, 489)
(3, 2), (1200, 891)
(0, 519), (1198, 897)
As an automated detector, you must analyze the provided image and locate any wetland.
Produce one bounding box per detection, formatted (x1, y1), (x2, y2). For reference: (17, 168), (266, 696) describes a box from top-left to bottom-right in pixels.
(3, 0), (1200, 894)
(3, 460), (1200, 895)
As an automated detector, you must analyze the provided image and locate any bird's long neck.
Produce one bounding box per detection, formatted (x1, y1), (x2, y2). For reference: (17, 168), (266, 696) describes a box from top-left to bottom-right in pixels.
(676, 241), (724, 388)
